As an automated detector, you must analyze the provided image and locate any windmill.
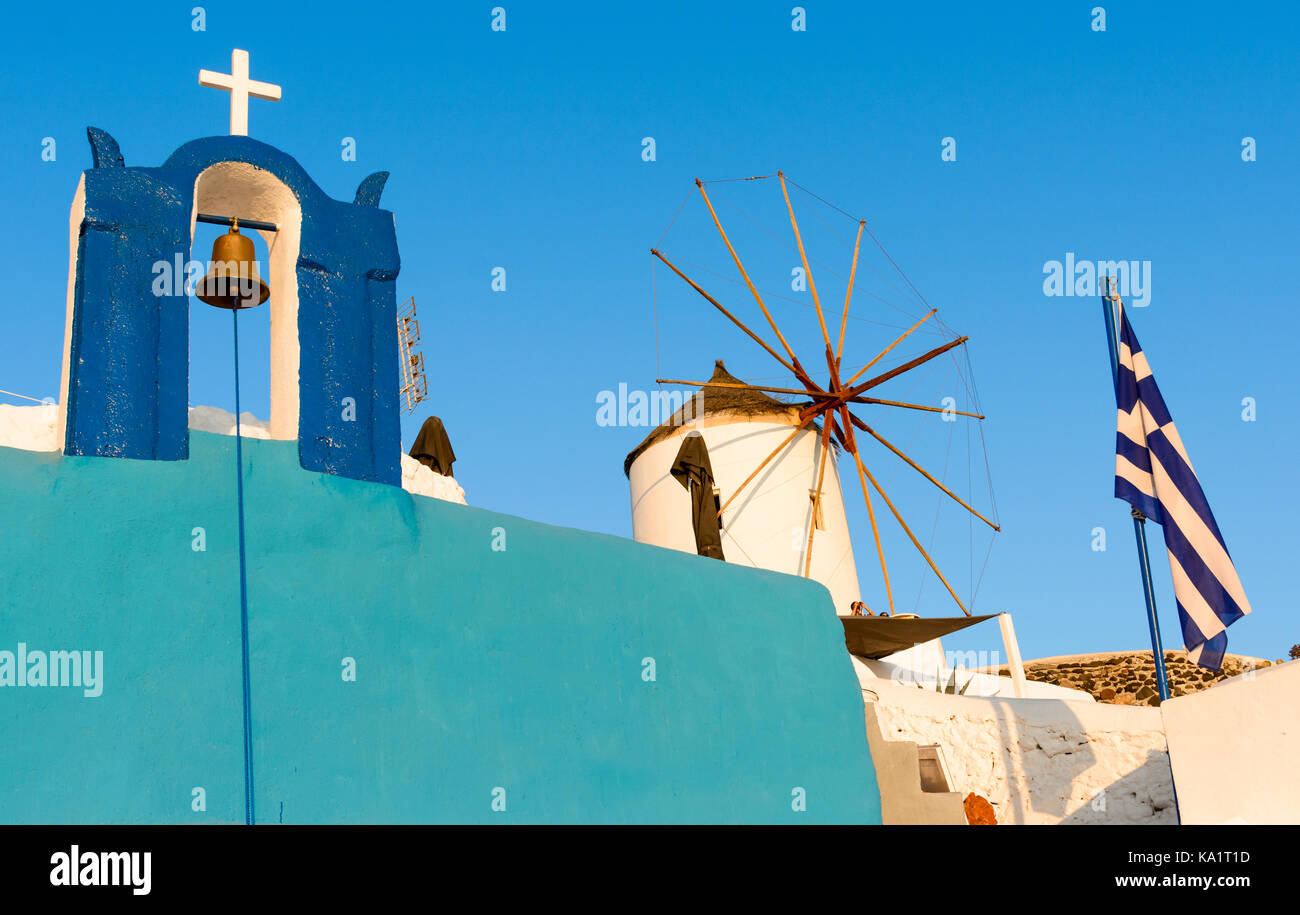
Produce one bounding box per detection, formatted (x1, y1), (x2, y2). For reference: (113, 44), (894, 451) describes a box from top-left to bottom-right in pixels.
(646, 172), (999, 619)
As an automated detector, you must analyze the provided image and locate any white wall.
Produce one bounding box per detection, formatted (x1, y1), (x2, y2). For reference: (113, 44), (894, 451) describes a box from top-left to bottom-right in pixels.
(1162, 660), (1300, 824)
(1, 404), (465, 505)
(867, 680), (1176, 824)
(56, 175), (86, 451)
(628, 413), (861, 613)
(854, 654), (1095, 702)
(0, 404), (58, 453)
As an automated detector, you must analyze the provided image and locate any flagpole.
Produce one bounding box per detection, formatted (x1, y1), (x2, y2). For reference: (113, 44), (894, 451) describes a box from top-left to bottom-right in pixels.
(1100, 278), (1171, 702)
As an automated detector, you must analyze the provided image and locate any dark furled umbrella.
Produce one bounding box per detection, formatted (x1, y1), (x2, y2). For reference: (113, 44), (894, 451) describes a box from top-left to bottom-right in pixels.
(669, 433), (725, 560)
(409, 416), (456, 477)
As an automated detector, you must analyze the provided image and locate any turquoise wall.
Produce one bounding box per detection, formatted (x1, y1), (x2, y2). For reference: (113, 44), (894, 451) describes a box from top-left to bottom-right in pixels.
(0, 434), (880, 824)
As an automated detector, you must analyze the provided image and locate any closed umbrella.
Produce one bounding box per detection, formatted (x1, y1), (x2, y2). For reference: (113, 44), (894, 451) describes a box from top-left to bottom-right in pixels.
(669, 434), (725, 560)
(409, 416), (456, 477)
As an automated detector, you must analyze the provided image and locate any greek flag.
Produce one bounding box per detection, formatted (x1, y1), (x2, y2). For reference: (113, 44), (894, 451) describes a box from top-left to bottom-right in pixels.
(1111, 301), (1251, 670)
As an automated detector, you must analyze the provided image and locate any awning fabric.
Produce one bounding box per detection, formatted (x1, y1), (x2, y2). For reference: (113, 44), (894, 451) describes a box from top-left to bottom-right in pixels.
(840, 614), (999, 660)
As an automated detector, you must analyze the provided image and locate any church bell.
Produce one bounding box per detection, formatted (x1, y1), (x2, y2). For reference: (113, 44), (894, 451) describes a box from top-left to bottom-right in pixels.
(194, 219), (270, 309)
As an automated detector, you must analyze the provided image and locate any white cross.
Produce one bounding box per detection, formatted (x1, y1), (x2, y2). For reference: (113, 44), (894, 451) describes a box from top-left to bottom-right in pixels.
(199, 49), (282, 137)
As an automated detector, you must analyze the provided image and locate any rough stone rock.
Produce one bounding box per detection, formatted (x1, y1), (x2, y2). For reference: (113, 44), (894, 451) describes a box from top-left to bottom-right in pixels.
(1021, 650), (1272, 705)
(964, 792), (997, 825)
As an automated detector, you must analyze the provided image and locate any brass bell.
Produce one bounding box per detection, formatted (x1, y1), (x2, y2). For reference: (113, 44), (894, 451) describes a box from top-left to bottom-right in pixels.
(194, 218), (270, 309)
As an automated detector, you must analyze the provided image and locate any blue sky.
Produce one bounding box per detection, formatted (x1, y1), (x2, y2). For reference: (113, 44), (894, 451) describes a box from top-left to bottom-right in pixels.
(1, 1), (1295, 663)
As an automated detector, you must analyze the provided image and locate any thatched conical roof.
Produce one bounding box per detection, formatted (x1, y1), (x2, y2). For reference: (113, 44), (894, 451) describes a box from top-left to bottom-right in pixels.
(622, 360), (808, 476)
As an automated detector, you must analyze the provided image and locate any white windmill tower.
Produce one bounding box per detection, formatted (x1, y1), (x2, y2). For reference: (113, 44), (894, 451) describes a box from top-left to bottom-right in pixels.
(625, 360), (862, 613)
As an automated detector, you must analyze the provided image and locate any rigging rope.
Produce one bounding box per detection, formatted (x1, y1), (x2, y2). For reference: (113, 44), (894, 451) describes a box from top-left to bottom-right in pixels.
(784, 175), (860, 223)
(914, 391), (958, 611)
(651, 258), (661, 393)
(232, 309), (256, 826)
(710, 187), (926, 321)
(967, 400), (974, 605)
(0, 388), (49, 404)
(658, 250), (941, 335)
(971, 532), (997, 613)
(785, 176), (934, 313)
(657, 187), (694, 247)
(697, 174), (777, 184)
(965, 345), (1000, 526)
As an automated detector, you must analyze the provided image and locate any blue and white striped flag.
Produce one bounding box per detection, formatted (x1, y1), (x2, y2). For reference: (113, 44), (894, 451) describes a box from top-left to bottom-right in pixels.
(1111, 301), (1251, 670)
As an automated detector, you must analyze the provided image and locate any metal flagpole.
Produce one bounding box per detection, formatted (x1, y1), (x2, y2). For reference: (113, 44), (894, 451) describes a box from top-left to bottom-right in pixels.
(1100, 278), (1171, 702)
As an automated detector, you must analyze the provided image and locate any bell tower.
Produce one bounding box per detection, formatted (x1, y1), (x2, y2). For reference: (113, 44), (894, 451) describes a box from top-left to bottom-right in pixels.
(56, 51), (404, 487)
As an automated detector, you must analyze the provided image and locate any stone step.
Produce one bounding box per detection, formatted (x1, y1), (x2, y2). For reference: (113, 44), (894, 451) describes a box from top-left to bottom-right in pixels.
(864, 702), (967, 825)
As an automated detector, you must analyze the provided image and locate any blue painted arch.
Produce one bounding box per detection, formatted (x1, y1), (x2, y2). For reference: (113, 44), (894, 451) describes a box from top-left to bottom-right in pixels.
(64, 131), (402, 486)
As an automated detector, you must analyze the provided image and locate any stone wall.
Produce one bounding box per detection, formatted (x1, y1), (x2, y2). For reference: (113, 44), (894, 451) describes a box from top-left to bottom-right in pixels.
(1005, 651), (1280, 706)
(867, 681), (1176, 824)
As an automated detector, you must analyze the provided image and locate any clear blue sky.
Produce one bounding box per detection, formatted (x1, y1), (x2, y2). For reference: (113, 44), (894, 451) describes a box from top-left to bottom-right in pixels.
(1, 1), (1295, 663)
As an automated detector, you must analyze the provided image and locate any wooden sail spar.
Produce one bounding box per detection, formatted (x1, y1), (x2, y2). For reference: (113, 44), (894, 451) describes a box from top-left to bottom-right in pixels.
(651, 172), (998, 617)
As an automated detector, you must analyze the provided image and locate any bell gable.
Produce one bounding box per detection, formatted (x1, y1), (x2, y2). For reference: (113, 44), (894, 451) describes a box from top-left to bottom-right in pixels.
(59, 129), (402, 487)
